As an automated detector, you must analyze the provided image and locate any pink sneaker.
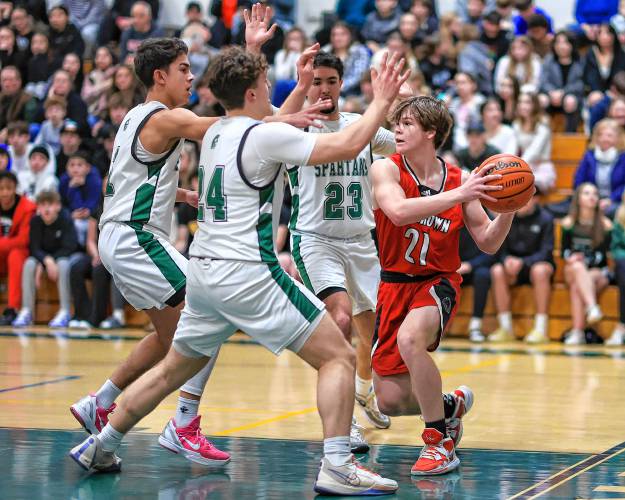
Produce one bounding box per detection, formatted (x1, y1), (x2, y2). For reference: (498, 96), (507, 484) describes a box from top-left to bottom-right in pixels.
(158, 416), (230, 466)
(70, 393), (116, 434)
(446, 385), (474, 448)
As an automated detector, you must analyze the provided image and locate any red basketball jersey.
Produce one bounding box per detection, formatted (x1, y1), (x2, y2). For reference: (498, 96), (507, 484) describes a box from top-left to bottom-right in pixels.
(374, 154), (464, 276)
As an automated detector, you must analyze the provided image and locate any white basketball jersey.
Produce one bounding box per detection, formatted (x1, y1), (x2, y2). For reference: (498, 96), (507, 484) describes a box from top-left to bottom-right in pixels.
(287, 113), (395, 239)
(189, 116), (286, 263)
(100, 101), (184, 239)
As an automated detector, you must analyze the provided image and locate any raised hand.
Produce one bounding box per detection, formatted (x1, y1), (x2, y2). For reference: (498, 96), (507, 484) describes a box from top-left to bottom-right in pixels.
(296, 43), (321, 90)
(370, 51), (411, 106)
(280, 99), (332, 128)
(244, 3), (278, 54)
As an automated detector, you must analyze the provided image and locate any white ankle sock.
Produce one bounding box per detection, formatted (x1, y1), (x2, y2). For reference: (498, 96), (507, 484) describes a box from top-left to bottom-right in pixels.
(112, 308), (125, 324)
(355, 375), (372, 398)
(534, 314), (548, 334)
(323, 436), (351, 466)
(468, 317), (482, 332)
(175, 397), (199, 427)
(98, 423), (124, 453)
(498, 312), (512, 332)
(95, 379), (121, 409)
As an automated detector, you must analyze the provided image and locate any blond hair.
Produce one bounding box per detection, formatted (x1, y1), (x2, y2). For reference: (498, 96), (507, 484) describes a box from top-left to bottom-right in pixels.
(589, 118), (625, 150)
(507, 36), (534, 86)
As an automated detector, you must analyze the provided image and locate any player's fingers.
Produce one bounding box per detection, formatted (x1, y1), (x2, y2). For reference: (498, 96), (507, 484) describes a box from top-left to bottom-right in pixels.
(308, 99), (332, 112)
(480, 193), (499, 203)
(264, 6), (274, 22)
(482, 184), (503, 191)
(481, 173), (502, 183)
(267, 23), (278, 37)
(243, 8), (250, 24)
(398, 69), (411, 86)
(379, 51), (388, 75)
(371, 67), (379, 82)
(251, 3), (257, 21)
(387, 51), (402, 75)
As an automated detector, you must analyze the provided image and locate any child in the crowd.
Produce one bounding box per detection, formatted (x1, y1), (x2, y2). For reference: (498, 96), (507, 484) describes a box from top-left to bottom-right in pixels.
(17, 146), (58, 200)
(448, 71), (486, 150)
(7, 121), (56, 175)
(55, 120), (82, 177)
(488, 192), (555, 343)
(562, 183), (613, 345)
(58, 151), (101, 246)
(0, 146), (11, 171)
(34, 96), (67, 154)
(0, 171), (36, 325)
(25, 31), (53, 100)
(494, 36), (542, 93)
(12, 190), (78, 327)
(574, 118), (625, 219)
(454, 120), (501, 171)
(608, 191), (625, 345)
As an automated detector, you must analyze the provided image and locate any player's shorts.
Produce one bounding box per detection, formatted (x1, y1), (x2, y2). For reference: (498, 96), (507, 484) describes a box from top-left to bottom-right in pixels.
(172, 257), (326, 358)
(99, 221), (187, 310)
(372, 271), (461, 377)
(290, 231), (379, 315)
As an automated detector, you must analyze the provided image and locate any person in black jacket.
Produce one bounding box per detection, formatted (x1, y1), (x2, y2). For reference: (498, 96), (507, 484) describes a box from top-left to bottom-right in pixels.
(12, 190), (79, 328)
(583, 23), (625, 107)
(459, 226), (496, 342)
(48, 5), (85, 72)
(488, 193), (555, 343)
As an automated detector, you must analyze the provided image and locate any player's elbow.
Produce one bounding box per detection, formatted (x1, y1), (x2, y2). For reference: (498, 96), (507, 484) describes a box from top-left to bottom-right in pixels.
(385, 206), (410, 227)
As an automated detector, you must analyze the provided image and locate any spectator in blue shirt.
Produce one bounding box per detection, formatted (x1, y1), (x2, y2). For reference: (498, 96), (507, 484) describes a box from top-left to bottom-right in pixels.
(336, 0), (375, 31)
(513, 0), (553, 35)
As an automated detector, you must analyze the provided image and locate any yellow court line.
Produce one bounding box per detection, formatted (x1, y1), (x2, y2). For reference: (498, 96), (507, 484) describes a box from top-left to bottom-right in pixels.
(441, 357), (504, 376)
(214, 407), (318, 436)
(524, 447), (625, 499)
(595, 486), (625, 493)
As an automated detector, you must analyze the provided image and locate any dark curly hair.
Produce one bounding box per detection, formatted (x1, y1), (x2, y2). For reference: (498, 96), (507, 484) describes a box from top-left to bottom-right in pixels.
(205, 46), (268, 110)
(134, 38), (188, 89)
(313, 51), (344, 79)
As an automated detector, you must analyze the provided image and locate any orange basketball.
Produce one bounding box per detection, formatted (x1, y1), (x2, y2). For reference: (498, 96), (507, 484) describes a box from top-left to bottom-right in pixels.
(475, 153), (535, 213)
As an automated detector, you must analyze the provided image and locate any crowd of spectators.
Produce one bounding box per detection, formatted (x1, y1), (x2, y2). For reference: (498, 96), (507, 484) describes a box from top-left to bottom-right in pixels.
(0, 0), (623, 346)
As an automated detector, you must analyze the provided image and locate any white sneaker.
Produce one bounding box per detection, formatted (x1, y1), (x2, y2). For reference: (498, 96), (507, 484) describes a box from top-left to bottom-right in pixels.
(350, 417), (370, 453)
(586, 305), (603, 325)
(314, 456), (398, 495)
(69, 319), (92, 329)
(69, 435), (122, 473)
(70, 394), (116, 434)
(355, 388), (391, 429)
(488, 328), (515, 342)
(524, 328), (549, 344)
(469, 330), (485, 343)
(606, 329), (625, 346)
(564, 329), (585, 345)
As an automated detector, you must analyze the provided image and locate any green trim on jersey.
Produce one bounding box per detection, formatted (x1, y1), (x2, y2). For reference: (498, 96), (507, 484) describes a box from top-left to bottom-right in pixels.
(129, 162), (164, 223)
(290, 234), (314, 292)
(286, 167), (299, 232)
(256, 186), (321, 323)
(127, 222), (186, 292)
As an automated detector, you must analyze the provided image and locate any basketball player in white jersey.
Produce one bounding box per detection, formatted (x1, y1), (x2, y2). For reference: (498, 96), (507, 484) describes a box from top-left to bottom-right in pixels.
(284, 52), (396, 451)
(70, 47), (409, 495)
(69, 5), (330, 467)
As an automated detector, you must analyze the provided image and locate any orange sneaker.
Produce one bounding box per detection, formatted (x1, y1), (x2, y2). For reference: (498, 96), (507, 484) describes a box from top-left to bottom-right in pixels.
(411, 428), (460, 476)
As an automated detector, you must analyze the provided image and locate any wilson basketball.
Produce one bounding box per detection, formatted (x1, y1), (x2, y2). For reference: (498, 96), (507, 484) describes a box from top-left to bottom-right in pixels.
(476, 153), (535, 213)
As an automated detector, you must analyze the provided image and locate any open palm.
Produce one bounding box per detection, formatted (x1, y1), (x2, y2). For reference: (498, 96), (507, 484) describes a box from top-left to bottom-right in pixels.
(244, 3), (277, 50)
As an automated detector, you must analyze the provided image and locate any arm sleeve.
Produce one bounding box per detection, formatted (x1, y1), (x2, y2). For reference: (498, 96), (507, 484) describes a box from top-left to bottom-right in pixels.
(371, 127), (396, 156)
(573, 152), (591, 188)
(241, 122), (317, 185)
(52, 215), (78, 258)
(523, 215), (555, 267)
(538, 60), (556, 93)
(28, 216), (47, 263)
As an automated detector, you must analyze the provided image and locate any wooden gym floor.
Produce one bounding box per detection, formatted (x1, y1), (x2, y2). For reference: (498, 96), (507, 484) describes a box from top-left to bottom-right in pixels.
(1, 326), (625, 499)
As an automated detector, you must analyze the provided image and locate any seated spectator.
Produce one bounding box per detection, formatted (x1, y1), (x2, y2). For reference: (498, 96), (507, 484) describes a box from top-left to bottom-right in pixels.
(371, 31), (419, 75)
(398, 12), (419, 47)
(64, 0), (107, 54)
(496, 74), (520, 124)
(457, 24), (494, 96)
(409, 0), (438, 45)
(488, 193), (555, 343)
(462, 0), (488, 24)
(513, 0), (553, 35)
(335, 0), (375, 32)
(81, 46), (117, 116)
(322, 22), (370, 97)
(513, 92), (555, 192)
(577, 0), (619, 27)
(181, 21), (218, 80)
(454, 120), (501, 171)
(496, 0), (515, 32)
(480, 11), (511, 63)
(98, 0), (160, 47)
(10, 7), (35, 55)
(0, 66), (38, 132)
(45, 70), (89, 137)
(12, 190), (78, 328)
(192, 74), (224, 117)
(178, 142), (198, 191)
(17, 146), (58, 200)
(0, 26), (28, 80)
(608, 95), (625, 130)
(48, 5), (85, 71)
(35, 97), (67, 155)
(561, 183), (612, 345)
(93, 92), (131, 137)
(361, 0), (401, 52)
(176, 1), (228, 50)
(0, 171), (36, 325)
(273, 27), (306, 82)
(589, 70), (625, 130)
(608, 195), (625, 345)
(458, 226), (496, 342)
(69, 190), (126, 329)
(98, 64), (145, 114)
(7, 121), (56, 176)
(175, 169), (199, 257)
(526, 14), (553, 60)
(494, 35), (542, 93)
(59, 151), (101, 245)
(418, 33), (456, 97)
(574, 118), (625, 218)
(481, 97), (518, 154)
(0, 146), (10, 171)
(56, 120), (82, 177)
(448, 72), (486, 151)
(92, 124), (116, 178)
(62, 53), (85, 94)
(119, 1), (164, 62)
(538, 30), (584, 133)
(25, 32), (53, 101)
(583, 23), (625, 107)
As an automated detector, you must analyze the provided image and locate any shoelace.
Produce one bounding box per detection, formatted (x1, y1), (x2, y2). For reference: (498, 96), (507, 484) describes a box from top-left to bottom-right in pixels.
(180, 425), (214, 449)
(419, 445), (445, 462)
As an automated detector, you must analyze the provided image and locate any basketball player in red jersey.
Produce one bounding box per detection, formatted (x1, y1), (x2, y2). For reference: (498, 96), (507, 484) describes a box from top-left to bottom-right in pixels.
(370, 96), (518, 475)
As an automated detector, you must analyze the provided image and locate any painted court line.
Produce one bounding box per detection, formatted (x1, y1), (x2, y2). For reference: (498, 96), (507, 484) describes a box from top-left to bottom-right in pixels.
(509, 439), (625, 499)
(0, 375), (81, 394)
(214, 407), (318, 436)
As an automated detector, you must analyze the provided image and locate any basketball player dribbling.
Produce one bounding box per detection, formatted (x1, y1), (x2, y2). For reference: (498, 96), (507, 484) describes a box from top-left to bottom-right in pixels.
(370, 96), (519, 475)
